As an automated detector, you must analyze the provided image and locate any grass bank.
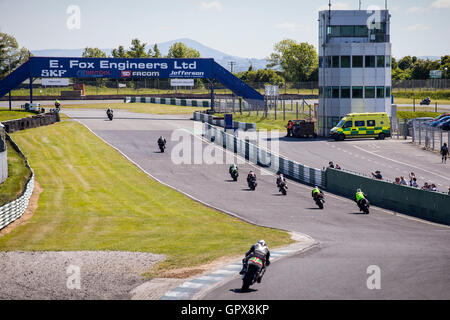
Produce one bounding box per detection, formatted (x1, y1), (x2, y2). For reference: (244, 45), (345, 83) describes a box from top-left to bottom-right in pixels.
(397, 111), (441, 119)
(0, 120), (292, 277)
(0, 140), (32, 206)
(0, 109), (36, 122)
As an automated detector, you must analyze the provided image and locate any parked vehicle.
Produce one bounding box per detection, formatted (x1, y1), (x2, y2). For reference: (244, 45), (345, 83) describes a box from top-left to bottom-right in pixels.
(330, 112), (391, 141)
(431, 116), (450, 127)
(438, 119), (450, 131)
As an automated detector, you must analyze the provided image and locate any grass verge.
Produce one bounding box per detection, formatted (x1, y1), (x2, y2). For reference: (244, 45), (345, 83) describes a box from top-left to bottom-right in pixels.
(0, 140), (32, 206)
(215, 111), (308, 131)
(40, 102), (208, 115)
(397, 111), (441, 119)
(0, 109), (36, 122)
(0, 120), (293, 277)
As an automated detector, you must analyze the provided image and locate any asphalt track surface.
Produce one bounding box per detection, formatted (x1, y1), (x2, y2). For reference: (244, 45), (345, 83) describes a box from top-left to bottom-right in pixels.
(257, 132), (450, 192)
(64, 109), (450, 300)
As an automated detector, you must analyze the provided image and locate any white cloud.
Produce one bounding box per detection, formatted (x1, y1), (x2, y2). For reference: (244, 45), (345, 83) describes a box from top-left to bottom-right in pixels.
(431, 0), (450, 9)
(403, 24), (432, 31)
(275, 22), (298, 32)
(198, 1), (223, 11)
(317, 2), (349, 11)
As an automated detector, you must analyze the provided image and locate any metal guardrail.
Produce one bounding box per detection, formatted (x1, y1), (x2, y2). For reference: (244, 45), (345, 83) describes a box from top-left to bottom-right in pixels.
(0, 134), (34, 230)
(203, 123), (325, 188)
(411, 121), (450, 152)
(194, 111), (257, 131)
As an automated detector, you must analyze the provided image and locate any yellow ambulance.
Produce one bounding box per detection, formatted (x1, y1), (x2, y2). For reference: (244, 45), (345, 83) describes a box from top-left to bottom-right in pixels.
(330, 112), (391, 141)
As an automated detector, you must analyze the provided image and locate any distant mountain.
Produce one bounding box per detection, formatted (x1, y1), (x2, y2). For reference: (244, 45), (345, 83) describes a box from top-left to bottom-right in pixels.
(31, 38), (269, 72)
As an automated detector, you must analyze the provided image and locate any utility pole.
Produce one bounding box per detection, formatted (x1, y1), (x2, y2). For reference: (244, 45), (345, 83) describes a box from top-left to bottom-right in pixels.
(228, 61), (236, 73)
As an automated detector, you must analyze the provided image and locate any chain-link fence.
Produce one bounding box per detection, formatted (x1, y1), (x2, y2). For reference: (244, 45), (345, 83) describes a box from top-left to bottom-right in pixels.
(411, 120), (450, 151)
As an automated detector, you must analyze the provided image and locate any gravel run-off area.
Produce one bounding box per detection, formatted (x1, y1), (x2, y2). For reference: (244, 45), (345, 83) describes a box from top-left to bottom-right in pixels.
(0, 251), (165, 300)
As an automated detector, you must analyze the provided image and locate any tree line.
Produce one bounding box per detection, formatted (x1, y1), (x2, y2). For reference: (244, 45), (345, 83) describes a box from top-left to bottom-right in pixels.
(0, 31), (448, 84)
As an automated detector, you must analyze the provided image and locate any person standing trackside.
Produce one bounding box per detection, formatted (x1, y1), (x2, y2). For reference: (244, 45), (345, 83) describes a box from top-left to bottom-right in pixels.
(441, 143), (449, 164)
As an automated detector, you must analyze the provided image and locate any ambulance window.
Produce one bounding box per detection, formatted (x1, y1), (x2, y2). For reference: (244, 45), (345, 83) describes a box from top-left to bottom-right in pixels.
(336, 119), (345, 127)
(343, 121), (353, 128)
(367, 120), (375, 126)
(355, 121), (365, 127)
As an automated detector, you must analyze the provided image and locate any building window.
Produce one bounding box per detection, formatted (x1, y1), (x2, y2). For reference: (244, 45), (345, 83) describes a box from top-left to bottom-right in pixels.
(319, 87), (323, 98)
(326, 87), (332, 98)
(377, 55), (385, 67)
(365, 56), (375, 68)
(326, 56), (332, 68)
(332, 56), (340, 68)
(332, 86), (340, 98)
(386, 56), (391, 67)
(330, 26), (340, 37)
(352, 56), (363, 68)
(341, 56), (350, 68)
(355, 120), (365, 127)
(365, 86), (375, 98)
(341, 26), (353, 37)
(386, 86), (391, 98)
(319, 57), (323, 68)
(352, 86), (363, 98)
(354, 25), (368, 37)
(341, 86), (350, 98)
(376, 86), (385, 98)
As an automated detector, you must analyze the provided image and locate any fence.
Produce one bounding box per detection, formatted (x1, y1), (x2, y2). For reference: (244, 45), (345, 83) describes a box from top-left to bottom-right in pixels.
(411, 120), (450, 152)
(194, 111), (257, 131)
(124, 96), (210, 107)
(326, 168), (450, 225)
(203, 123), (326, 187)
(0, 134), (34, 230)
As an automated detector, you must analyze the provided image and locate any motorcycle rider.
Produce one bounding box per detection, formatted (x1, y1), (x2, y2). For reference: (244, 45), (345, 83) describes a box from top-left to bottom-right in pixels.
(158, 135), (166, 148)
(54, 99), (61, 111)
(239, 240), (271, 283)
(247, 170), (256, 183)
(276, 173), (286, 187)
(312, 185), (324, 200)
(106, 107), (113, 118)
(355, 188), (368, 211)
(229, 163), (238, 175)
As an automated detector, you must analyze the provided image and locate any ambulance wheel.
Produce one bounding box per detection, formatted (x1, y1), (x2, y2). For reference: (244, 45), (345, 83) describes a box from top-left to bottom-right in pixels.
(378, 133), (385, 140)
(337, 134), (345, 141)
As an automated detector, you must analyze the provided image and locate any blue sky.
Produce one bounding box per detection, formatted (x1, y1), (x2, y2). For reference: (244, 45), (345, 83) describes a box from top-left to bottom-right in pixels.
(0, 0), (449, 59)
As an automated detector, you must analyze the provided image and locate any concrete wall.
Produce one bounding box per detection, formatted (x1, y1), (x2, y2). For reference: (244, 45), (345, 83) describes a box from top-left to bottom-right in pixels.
(0, 124), (6, 184)
(326, 168), (450, 225)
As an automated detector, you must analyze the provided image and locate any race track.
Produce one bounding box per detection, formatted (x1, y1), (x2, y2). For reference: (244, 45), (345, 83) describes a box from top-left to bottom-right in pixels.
(64, 109), (450, 299)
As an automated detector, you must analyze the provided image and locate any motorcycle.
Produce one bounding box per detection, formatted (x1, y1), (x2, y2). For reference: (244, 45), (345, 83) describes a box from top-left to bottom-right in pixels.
(241, 256), (266, 292)
(158, 142), (166, 153)
(230, 169), (239, 181)
(358, 198), (370, 214)
(278, 181), (287, 195)
(55, 103), (60, 112)
(248, 176), (257, 190)
(107, 110), (113, 121)
(314, 193), (325, 209)
(420, 97), (431, 105)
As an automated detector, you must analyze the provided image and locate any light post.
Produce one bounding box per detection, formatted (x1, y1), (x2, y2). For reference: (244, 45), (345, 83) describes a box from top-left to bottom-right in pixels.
(445, 67), (448, 89)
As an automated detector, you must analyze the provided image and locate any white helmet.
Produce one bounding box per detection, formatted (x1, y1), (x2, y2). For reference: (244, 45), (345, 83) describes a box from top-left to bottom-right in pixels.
(257, 239), (266, 247)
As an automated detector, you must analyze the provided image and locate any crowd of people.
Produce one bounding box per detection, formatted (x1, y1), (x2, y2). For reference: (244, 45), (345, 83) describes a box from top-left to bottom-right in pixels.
(384, 171), (442, 192)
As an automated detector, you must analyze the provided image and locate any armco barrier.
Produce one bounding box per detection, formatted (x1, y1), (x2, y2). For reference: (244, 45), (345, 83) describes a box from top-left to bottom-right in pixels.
(125, 96), (210, 108)
(194, 111), (257, 131)
(0, 134), (34, 230)
(326, 168), (450, 225)
(1, 112), (60, 134)
(203, 123), (325, 187)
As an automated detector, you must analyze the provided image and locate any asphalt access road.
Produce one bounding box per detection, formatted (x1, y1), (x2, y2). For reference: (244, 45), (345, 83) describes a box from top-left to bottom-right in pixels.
(64, 109), (450, 299)
(256, 132), (450, 192)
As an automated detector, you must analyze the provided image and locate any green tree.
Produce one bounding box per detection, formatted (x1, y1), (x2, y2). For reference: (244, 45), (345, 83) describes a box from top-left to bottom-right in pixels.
(152, 44), (162, 58)
(128, 38), (149, 58)
(398, 56), (413, 70)
(111, 45), (129, 58)
(236, 69), (285, 86)
(167, 42), (200, 58)
(267, 39), (318, 82)
(0, 32), (29, 79)
(82, 47), (107, 58)
(411, 59), (440, 79)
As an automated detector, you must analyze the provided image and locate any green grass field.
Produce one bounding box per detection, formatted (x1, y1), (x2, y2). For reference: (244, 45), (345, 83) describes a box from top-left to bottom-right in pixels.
(0, 109), (36, 122)
(0, 140), (32, 207)
(41, 102), (209, 115)
(0, 119), (292, 277)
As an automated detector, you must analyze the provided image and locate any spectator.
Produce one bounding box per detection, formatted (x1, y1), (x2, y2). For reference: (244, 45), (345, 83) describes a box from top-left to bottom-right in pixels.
(393, 177), (401, 185)
(286, 120), (294, 137)
(372, 170), (382, 180)
(430, 184), (437, 191)
(441, 143), (449, 164)
(410, 178), (419, 188)
(421, 183), (430, 191)
(329, 161), (335, 168)
(335, 164), (341, 170)
(448, 188), (450, 195)
(400, 176), (407, 185)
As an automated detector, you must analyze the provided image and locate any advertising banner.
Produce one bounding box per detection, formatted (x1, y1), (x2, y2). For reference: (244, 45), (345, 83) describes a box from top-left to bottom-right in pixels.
(29, 57), (214, 79)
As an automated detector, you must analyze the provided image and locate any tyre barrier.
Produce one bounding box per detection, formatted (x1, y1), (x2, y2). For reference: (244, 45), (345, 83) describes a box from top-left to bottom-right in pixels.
(194, 111), (257, 131)
(1, 112), (60, 134)
(124, 96), (210, 108)
(203, 123), (325, 187)
(0, 134), (34, 230)
(326, 168), (450, 225)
